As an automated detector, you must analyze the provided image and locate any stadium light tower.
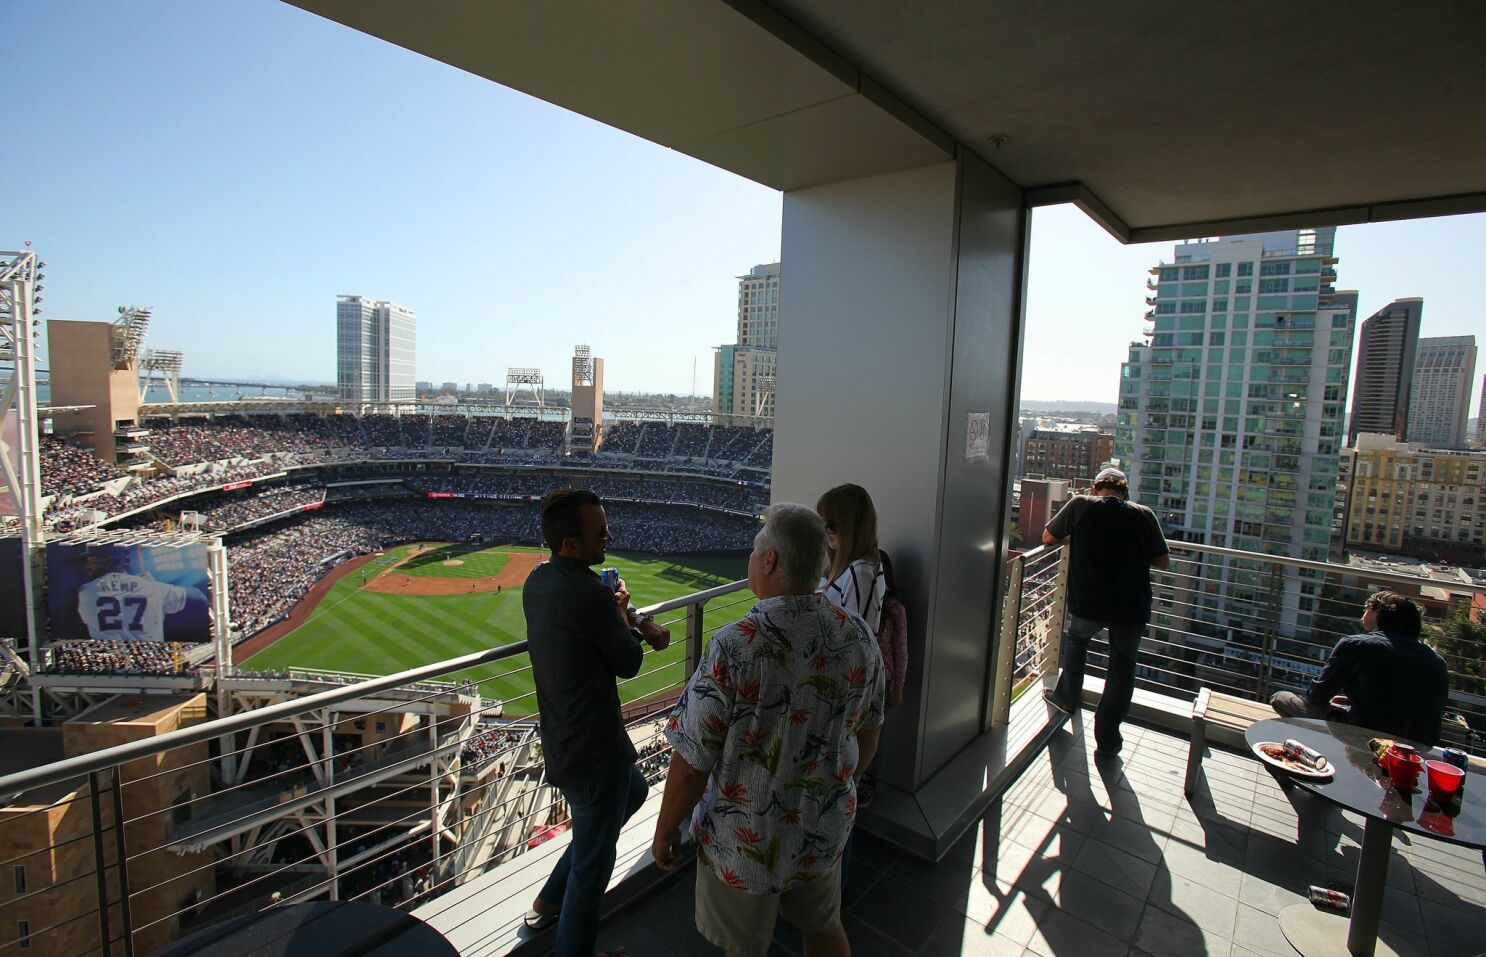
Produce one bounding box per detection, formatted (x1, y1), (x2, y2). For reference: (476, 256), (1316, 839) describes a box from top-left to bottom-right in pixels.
(139, 349), (185, 403)
(112, 306), (151, 367)
(504, 367), (545, 413)
(0, 249), (47, 707)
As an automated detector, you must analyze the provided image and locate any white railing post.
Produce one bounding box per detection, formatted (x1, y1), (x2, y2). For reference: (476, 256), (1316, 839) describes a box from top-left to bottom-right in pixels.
(1045, 546), (1070, 680)
(990, 555), (1025, 728)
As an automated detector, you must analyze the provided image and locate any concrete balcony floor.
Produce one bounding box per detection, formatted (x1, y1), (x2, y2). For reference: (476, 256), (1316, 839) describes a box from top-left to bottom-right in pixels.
(591, 713), (1485, 956)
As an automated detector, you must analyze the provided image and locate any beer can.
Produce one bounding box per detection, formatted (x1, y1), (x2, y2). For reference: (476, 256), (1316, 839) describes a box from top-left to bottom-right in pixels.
(600, 567), (620, 592)
(1441, 748), (1469, 772)
(1307, 885), (1351, 912)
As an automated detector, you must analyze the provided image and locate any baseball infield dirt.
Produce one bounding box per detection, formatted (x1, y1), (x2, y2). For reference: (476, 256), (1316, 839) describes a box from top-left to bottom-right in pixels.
(362, 551), (544, 596)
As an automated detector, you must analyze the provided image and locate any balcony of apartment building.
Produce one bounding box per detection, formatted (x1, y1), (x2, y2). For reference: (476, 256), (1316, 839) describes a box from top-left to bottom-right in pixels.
(1, 545), (1481, 957)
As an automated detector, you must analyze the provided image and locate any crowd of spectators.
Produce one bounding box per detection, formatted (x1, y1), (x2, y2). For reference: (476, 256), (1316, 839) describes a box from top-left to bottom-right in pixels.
(402, 471), (763, 514)
(459, 724), (533, 775)
(429, 415), (466, 447)
(45, 640), (197, 676)
(636, 423), (679, 458)
(599, 422), (643, 453)
(33, 414), (775, 537)
(199, 485), (325, 531)
(40, 436), (125, 498)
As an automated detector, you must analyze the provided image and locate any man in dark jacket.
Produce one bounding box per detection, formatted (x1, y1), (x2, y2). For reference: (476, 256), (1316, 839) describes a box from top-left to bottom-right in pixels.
(1271, 591), (1449, 747)
(1041, 467), (1169, 755)
(524, 488), (670, 956)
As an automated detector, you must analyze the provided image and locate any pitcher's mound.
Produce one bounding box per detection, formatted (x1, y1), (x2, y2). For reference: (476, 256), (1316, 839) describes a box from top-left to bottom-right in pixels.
(442, 560), (465, 566)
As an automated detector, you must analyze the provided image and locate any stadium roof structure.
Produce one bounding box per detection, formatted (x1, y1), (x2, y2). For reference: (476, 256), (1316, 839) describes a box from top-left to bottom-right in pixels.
(288, 0), (1486, 239)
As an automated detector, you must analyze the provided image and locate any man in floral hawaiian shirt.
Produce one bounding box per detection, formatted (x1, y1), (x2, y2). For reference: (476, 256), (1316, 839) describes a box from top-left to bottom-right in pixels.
(652, 503), (885, 957)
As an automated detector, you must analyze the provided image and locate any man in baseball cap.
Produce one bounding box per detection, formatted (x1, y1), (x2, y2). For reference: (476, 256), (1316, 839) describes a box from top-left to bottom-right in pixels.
(1041, 464), (1169, 756)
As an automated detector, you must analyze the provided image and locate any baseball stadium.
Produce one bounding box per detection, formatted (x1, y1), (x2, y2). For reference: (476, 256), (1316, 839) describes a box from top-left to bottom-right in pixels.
(0, 300), (776, 956)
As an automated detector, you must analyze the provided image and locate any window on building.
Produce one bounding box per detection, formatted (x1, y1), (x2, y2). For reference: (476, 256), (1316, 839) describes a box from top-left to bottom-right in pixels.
(12, 867), (23, 895)
(16, 922), (28, 951)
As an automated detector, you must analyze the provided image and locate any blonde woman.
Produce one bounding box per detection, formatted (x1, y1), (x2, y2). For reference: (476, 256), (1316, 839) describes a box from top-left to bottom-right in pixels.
(816, 483), (887, 637)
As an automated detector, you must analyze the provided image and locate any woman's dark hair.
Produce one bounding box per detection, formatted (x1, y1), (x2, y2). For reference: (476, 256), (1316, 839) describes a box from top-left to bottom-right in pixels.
(540, 488), (601, 553)
(1367, 591), (1422, 638)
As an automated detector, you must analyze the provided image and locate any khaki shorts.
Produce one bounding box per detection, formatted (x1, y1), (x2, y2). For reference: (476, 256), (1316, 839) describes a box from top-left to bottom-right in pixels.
(694, 860), (841, 957)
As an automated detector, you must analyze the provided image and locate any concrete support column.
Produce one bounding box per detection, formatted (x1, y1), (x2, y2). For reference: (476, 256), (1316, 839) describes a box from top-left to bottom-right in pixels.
(772, 152), (1028, 857)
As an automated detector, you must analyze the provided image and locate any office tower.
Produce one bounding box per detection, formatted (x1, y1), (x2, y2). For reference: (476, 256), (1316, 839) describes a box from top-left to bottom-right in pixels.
(1406, 336), (1477, 448)
(337, 296), (416, 403)
(1021, 426), (1116, 486)
(1347, 298), (1421, 444)
(1345, 433), (1486, 563)
(713, 263), (780, 421)
(1116, 228), (1355, 635)
(1478, 375), (1486, 448)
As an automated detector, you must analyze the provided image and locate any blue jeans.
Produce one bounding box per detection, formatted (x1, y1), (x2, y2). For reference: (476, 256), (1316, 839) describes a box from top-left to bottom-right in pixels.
(538, 761), (648, 956)
(1050, 614), (1143, 753)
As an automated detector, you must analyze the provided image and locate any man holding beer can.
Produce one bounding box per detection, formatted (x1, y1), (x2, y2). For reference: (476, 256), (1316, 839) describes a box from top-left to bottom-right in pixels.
(523, 489), (670, 956)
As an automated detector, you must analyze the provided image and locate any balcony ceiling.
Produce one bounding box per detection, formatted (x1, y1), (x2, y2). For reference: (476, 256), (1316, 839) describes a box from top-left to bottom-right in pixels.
(287, 0), (1486, 239)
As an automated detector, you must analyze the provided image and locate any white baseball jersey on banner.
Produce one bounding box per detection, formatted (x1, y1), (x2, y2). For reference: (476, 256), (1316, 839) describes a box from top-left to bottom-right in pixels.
(76, 573), (190, 641)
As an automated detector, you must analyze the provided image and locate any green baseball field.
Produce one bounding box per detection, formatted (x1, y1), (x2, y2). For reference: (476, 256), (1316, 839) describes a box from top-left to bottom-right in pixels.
(240, 544), (753, 715)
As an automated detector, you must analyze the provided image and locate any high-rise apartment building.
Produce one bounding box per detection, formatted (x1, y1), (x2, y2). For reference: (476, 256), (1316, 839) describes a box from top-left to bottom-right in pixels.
(336, 295), (416, 404)
(1406, 335), (1477, 449)
(713, 263), (780, 421)
(1344, 432), (1486, 563)
(1116, 228), (1355, 635)
(1347, 298), (1420, 444)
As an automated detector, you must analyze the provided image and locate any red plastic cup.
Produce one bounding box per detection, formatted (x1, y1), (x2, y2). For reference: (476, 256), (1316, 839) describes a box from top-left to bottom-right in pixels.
(1426, 760), (1465, 797)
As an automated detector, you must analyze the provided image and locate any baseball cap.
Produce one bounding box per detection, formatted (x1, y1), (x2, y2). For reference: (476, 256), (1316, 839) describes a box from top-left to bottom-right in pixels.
(1093, 467), (1128, 485)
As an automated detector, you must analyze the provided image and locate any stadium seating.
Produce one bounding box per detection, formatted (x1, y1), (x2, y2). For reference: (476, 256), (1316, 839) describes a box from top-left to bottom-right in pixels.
(39, 435), (126, 497)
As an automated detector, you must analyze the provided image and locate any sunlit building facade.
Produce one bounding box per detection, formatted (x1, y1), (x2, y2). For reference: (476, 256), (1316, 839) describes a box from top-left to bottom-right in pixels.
(1406, 335), (1477, 449)
(1117, 228), (1356, 634)
(713, 263), (780, 421)
(336, 295), (416, 404)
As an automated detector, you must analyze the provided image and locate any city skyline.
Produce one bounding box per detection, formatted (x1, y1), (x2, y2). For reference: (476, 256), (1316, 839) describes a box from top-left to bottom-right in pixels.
(8, 1), (1484, 403)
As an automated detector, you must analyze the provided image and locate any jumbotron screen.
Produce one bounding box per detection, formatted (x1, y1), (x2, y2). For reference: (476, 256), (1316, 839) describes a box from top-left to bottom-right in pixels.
(47, 541), (212, 643)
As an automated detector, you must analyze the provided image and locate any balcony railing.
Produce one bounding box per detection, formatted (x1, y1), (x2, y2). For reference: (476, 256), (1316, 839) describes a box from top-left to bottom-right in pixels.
(1000, 541), (1486, 755)
(0, 580), (753, 957)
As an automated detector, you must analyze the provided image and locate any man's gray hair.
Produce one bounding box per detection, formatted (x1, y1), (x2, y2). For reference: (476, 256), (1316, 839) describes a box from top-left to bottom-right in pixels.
(756, 503), (827, 590)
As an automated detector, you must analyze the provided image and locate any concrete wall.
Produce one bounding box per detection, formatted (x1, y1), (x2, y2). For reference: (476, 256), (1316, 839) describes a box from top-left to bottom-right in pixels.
(773, 154), (1026, 788)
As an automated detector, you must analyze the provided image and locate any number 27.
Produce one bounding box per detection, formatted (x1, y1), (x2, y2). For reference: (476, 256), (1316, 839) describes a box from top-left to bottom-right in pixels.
(97, 596), (147, 631)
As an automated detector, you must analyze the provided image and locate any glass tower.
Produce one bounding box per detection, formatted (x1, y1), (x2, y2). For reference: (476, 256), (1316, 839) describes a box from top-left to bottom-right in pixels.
(1116, 228), (1356, 637)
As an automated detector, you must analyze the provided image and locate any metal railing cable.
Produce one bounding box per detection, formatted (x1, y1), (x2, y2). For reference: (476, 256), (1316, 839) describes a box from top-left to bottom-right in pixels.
(28, 581), (750, 952)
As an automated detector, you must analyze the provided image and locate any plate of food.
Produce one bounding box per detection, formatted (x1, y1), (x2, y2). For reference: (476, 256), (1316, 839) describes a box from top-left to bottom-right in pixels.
(1251, 741), (1334, 779)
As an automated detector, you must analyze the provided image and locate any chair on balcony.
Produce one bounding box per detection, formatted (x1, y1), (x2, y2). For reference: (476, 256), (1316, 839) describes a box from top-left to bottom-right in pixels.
(1184, 686), (1275, 796)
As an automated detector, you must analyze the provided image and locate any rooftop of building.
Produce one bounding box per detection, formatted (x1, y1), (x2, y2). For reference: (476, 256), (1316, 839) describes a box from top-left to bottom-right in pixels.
(0, 729), (77, 807)
(68, 691), (204, 729)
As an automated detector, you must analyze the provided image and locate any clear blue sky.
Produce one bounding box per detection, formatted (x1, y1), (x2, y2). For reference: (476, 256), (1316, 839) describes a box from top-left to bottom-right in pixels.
(12, 1), (1485, 404)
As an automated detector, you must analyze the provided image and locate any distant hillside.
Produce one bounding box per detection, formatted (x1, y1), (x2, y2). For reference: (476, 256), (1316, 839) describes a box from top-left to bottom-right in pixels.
(1019, 400), (1117, 414)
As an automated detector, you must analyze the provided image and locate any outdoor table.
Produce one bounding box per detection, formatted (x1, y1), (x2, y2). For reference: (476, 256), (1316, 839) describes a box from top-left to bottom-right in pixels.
(1245, 717), (1485, 957)
(154, 899), (457, 957)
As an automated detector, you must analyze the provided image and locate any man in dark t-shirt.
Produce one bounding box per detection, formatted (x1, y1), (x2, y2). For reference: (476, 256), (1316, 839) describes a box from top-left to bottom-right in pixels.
(1271, 591), (1449, 746)
(1041, 467), (1169, 754)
